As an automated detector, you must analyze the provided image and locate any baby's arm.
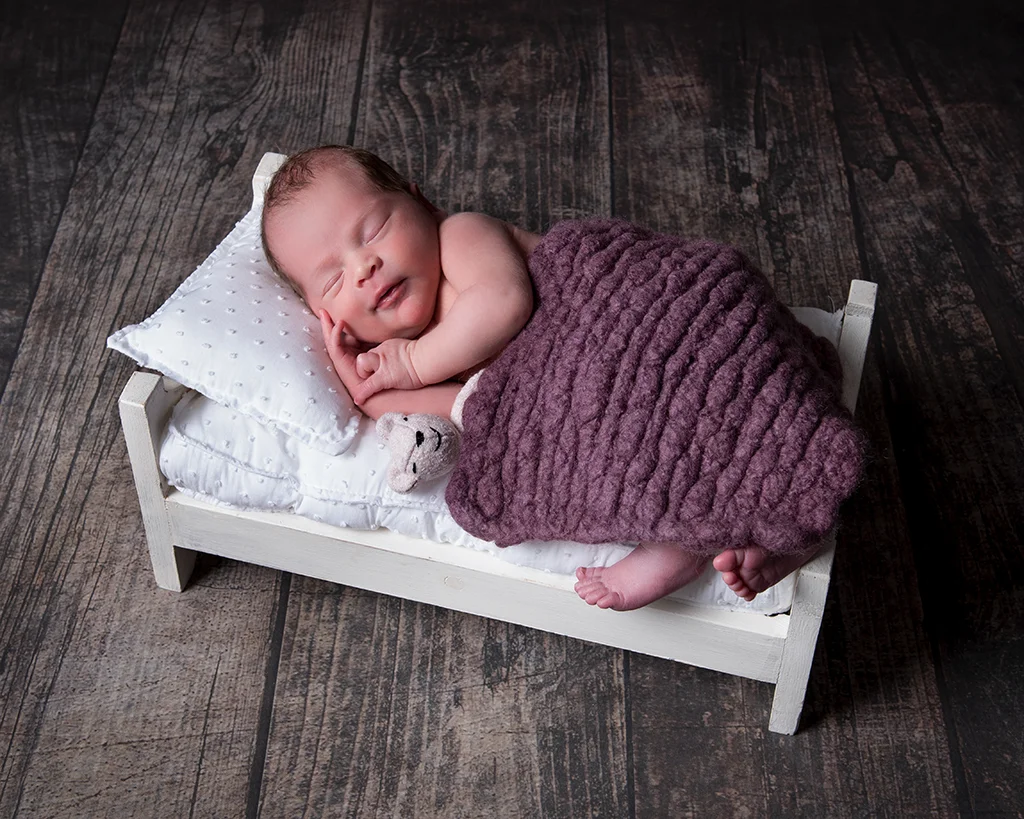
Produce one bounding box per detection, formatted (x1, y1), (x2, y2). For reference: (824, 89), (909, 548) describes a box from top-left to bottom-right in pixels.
(353, 213), (533, 403)
(359, 383), (462, 421)
(410, 212), (534, 381)
(320, 310), (460, 420)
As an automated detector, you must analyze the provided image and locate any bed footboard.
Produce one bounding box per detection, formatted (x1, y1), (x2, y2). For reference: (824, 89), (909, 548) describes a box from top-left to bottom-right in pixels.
(769, 278), (877, 733)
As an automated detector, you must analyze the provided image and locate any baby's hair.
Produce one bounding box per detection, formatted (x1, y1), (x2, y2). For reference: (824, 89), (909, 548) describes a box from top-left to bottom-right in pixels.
(260, 145), (411, 281)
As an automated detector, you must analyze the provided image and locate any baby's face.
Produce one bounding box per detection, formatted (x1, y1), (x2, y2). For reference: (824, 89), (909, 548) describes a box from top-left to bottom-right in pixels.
(265, 164), (441, 345)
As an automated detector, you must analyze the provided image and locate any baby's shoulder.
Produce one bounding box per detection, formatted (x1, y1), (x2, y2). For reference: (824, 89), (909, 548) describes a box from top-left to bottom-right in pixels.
(438, 211), (507, 242)
(439, 211), (540, 259)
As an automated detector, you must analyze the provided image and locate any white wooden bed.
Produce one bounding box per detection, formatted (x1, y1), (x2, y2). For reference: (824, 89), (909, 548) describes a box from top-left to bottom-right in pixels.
(116, 160), (876, 736)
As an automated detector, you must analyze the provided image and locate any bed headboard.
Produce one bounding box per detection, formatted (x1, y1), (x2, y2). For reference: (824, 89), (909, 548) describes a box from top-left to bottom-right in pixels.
(251, 151), (288, 208)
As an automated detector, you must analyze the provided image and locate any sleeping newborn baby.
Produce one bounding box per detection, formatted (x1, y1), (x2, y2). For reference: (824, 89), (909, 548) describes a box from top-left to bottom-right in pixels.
(260, 144), (850, 611)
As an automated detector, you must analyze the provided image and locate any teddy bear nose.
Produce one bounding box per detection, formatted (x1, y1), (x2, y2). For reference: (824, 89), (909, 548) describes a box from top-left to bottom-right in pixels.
(415, 431), (424, 447)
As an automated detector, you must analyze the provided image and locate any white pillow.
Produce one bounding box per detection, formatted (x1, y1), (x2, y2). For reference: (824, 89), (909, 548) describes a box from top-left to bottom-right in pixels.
(107, 208), (361, 455)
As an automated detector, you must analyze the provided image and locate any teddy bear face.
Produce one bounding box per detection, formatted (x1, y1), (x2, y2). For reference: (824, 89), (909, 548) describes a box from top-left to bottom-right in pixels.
(375, 412), (461, 492)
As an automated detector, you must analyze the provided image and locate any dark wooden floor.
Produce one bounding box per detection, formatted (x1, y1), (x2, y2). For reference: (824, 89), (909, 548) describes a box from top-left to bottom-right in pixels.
(2, 0), (1022, 816)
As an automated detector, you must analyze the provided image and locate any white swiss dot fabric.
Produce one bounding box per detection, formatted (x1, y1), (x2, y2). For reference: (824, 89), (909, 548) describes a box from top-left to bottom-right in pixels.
(108, 208), (361, 455)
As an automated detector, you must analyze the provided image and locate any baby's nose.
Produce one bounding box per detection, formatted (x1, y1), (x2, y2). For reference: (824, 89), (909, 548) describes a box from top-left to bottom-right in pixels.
(355, 254), (380, 284)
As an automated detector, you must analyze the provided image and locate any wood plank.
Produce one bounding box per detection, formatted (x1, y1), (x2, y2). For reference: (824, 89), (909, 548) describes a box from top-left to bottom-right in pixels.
(263, 589), (629, 818)
(350, 0), (611, 231)
(609, 3), (959, 815)
(821, 15), (1024, 815)
(0, 1), (369, 816)
(0, 1), (127, 397)
(255, 1), (628, 816)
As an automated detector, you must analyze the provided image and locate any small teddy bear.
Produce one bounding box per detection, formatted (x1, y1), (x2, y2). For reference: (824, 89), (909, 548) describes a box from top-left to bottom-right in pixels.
(376, 412), (461, 493)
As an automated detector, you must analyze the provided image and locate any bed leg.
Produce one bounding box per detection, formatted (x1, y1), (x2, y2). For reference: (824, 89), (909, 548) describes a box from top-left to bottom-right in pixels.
(149, 543), (197, 593)
(768, 533), (835, 734)
(142, 531), (196, 593)
(118, 372), (196, 592)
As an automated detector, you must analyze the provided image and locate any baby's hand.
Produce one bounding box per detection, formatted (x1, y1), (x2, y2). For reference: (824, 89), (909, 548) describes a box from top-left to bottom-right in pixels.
(353, 338), (425, 403)
(318, 310), (370, 406)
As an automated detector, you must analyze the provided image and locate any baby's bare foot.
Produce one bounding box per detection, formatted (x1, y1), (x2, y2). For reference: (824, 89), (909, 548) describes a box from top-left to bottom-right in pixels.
(712, 545), (818, 602)
(574, 541), (708, 611)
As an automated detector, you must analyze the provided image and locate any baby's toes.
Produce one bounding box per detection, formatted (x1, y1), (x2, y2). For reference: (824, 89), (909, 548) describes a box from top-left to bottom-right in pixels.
(713, 549), (741, 573)
(576, 579), (608, 605)
(732, 582), (756, 602)
(575, 566), (603, 582)
(574, 579), (602, 599)
(595, 590), (624, 609)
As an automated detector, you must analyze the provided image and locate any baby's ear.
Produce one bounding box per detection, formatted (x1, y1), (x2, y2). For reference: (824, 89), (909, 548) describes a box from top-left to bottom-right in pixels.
(409, 182), (447, 223)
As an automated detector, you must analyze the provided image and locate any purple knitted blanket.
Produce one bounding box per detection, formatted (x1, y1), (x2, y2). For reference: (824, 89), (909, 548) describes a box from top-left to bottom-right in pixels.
(445, 219), (865, 554)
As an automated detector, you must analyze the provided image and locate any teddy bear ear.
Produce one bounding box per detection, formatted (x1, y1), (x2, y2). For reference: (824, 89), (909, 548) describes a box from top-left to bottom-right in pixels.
(376, 413), (398, 441)
(388, 464), (418, 493)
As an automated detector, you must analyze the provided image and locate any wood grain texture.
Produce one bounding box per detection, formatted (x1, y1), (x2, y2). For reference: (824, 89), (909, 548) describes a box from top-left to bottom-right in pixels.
(353, 0), (611, 231)
(255, 2), (627, 816)
(0, 0), (127, 398)
(610, 2), (856, 307)
(0, 1), (364, 816)
(260, 587), (629, 819)
(609, 3), (958, 815)
(822, 13), (1024, 815)
(3, 0), (1023, 815)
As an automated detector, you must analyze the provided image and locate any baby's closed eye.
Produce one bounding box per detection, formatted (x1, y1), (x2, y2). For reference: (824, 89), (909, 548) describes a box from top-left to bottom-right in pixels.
(366, 213), (389, 242)
(322, 271), (343, 297)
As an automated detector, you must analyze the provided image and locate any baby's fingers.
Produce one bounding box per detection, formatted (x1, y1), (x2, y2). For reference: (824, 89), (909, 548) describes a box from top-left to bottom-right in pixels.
(318, 311), (357, 373)
(318, 310), (342, 350)
(356, 351), (380, 380)
(351, 372), (385, 405)
(321, 311), (362, 358)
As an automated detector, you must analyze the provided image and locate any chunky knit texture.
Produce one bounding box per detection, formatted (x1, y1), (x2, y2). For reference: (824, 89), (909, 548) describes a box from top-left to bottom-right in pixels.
(445, 219), (865, 554)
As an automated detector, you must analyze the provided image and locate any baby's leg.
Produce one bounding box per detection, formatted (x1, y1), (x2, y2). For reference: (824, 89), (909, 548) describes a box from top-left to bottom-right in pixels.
(712, 544), (820, 602)
(574, 541), (708, 611)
